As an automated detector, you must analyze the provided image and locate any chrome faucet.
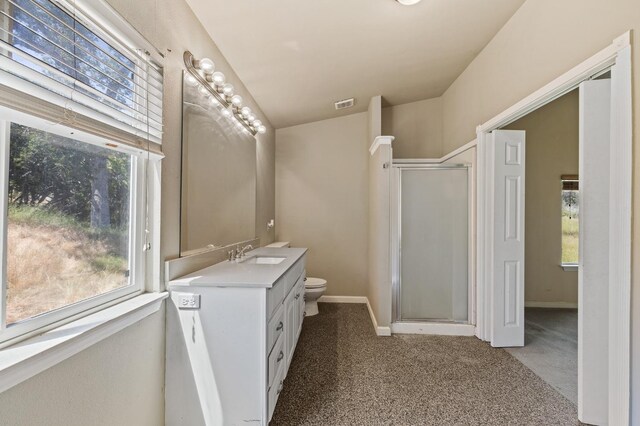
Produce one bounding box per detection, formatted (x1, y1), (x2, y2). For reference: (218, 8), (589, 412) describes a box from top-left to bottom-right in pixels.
(237, 244), (254, 258)
(227, 244), (254, 261)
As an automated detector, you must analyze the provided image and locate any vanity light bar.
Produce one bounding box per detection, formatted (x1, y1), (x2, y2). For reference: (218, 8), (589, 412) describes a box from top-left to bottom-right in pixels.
(183, 51), (266, 135)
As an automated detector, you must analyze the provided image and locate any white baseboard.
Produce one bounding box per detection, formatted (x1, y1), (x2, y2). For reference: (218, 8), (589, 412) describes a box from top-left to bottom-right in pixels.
(318, 295), (368, 304)
(391, 322), (476, 336)
(525, 301), (578, 309)
(318, 295), (477, 337)
(365, 299), (392, 336)
(318, 295), (391, 336)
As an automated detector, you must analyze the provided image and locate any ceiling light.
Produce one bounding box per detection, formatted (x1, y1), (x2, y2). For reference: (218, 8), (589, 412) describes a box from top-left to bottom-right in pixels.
(209, 71), (226, 86)
(222, 83), (234, 97)
(396, 0), (421, 5)
(231, 95), (243, 107)
(186, 51), (260, 137)
(193, 57), (215, 74)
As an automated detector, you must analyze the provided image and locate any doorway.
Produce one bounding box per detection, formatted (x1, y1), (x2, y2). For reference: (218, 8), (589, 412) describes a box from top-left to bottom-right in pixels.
(475, 33), (632, 425)
(500, 89), (580, 406)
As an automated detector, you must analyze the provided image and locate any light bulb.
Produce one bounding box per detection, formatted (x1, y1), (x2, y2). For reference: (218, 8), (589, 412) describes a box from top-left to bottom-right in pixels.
(241, 107), (251, 117)
(221, 108), (232, 118)
(222, 83), (234, 97)
(247, 113), (256, 123)
(198, 85), (210, 96)
(395, 0), (421, 4)
(257, 125), (267, 134)
(185, 74), (198, 86)
(253, 119), (262, 128)
(210, 71), (226, 86)
(210, 96), (220, 106)
(231, 95), (243, 107)
(194, 57), (215, 74)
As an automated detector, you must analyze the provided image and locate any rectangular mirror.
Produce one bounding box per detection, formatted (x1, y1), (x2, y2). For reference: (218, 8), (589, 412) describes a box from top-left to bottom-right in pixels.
(180, 71), (256, 256)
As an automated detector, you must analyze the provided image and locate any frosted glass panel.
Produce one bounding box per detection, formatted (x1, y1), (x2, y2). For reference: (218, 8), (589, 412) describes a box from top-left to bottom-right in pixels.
(400, 168), (468, 322)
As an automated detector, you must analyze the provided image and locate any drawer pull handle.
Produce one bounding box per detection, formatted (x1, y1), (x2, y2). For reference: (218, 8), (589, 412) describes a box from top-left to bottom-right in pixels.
(277, 350), (284, 362)
(276, 321), (283, 331)
(294, 293), (300, 299)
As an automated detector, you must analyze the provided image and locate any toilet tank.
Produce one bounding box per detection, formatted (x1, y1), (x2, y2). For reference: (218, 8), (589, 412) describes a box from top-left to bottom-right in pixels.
(265, 241), (290, 248)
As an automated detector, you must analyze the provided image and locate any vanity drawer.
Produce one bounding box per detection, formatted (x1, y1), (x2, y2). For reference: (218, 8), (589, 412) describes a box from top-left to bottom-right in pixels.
(268, 357), (286, 422)
(268, 334), (285, 388)
(286, 255), (306, 293)
(267, 304), (285, 352)
(267, 276), (286, 319)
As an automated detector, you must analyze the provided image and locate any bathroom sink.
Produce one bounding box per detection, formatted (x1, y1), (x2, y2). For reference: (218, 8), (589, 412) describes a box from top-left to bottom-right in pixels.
(241, 256), (286, 265)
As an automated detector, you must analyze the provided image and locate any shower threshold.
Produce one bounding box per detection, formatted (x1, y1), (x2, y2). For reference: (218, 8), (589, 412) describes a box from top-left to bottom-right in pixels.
(390, 321), (475, 336)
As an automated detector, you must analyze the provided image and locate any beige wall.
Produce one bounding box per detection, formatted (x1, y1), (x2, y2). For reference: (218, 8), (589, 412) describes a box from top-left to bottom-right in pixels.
(276, 113), (369, 297)
(0, 309), (165, 426)
(0, 0), (276, 423)
(505, 90), (579, 305)
(439, 0), (639, 419)
(382, 97), (443, 159)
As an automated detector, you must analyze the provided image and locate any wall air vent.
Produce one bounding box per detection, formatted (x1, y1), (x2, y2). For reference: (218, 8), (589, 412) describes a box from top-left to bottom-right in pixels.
(334, 98), (355, 110)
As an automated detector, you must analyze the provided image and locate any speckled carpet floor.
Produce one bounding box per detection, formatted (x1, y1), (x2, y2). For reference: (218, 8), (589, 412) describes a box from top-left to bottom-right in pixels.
(271, 303), (579, 425)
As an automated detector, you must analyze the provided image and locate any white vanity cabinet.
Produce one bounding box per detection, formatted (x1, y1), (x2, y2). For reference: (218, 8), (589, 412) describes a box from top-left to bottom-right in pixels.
(166, 248), (307, 426)
(285, 273), (305, 368)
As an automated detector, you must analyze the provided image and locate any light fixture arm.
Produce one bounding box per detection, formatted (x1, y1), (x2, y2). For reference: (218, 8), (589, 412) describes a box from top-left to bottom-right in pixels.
(183, 51), (258, 136)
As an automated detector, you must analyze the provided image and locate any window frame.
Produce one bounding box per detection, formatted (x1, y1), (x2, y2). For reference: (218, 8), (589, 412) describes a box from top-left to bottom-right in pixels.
(0, 0), (163, 348)
(0, 109), (150, 348)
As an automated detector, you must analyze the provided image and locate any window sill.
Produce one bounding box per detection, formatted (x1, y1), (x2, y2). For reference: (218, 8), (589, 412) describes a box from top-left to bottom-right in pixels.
(561, 264), (579, 271)
(0, 292), (167, 394)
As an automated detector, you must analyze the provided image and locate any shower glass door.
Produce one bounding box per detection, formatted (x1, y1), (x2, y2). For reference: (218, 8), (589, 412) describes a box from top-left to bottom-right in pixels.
(395, 166), (469, 322)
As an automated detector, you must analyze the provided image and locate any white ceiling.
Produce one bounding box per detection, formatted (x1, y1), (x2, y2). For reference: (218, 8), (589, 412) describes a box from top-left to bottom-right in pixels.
(186, 0), (526, 129)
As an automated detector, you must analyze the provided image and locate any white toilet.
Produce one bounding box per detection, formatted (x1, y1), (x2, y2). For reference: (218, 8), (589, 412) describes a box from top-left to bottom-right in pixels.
(303, 277), (327, 316)
(265, 241), (327, 316)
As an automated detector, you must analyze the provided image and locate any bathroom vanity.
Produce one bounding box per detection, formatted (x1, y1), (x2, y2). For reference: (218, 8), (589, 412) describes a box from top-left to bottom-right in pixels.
(165, 247), (307, 425)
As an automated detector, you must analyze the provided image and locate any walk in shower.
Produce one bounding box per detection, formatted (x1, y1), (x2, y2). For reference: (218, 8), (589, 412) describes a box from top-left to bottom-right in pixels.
(391, 164), (470, 324)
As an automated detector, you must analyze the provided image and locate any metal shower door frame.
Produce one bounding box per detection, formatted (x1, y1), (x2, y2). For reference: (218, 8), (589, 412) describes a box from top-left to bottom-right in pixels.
(391, 163), (472, 324)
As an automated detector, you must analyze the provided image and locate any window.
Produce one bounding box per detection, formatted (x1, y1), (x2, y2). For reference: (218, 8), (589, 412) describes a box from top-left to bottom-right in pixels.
(561, 176), (579, 266)
(6, 122), (134, 325)
(0, 0), (162, 345)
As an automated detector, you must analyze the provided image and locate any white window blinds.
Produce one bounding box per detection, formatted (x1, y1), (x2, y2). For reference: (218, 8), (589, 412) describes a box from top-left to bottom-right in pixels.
(0, 0), (163, 146)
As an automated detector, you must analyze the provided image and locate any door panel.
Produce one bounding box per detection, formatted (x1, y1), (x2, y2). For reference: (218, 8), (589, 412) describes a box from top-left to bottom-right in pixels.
(398, 167), (469, 322)
(578, 79), (611, 425)
(490, 130), (525, 348)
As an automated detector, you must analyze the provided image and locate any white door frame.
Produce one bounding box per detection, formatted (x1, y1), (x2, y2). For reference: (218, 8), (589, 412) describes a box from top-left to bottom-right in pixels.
(475, 32), (632, 424)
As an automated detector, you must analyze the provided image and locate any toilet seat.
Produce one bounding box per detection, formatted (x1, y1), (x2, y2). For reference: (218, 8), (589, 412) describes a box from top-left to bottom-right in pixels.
(305, 277), (326, 289)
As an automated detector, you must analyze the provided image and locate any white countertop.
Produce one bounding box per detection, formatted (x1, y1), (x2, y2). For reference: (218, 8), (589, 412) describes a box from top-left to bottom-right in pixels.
(168, 247), (308, 288)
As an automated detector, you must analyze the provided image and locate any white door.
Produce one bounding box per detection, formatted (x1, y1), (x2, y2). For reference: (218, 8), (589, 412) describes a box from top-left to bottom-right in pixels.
(578, 79), (611, 425)
(490, 130), (525, 348)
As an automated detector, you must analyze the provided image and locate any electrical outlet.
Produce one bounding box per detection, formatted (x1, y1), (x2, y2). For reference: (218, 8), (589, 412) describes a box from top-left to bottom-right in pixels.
(176, 293), (200, 310)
